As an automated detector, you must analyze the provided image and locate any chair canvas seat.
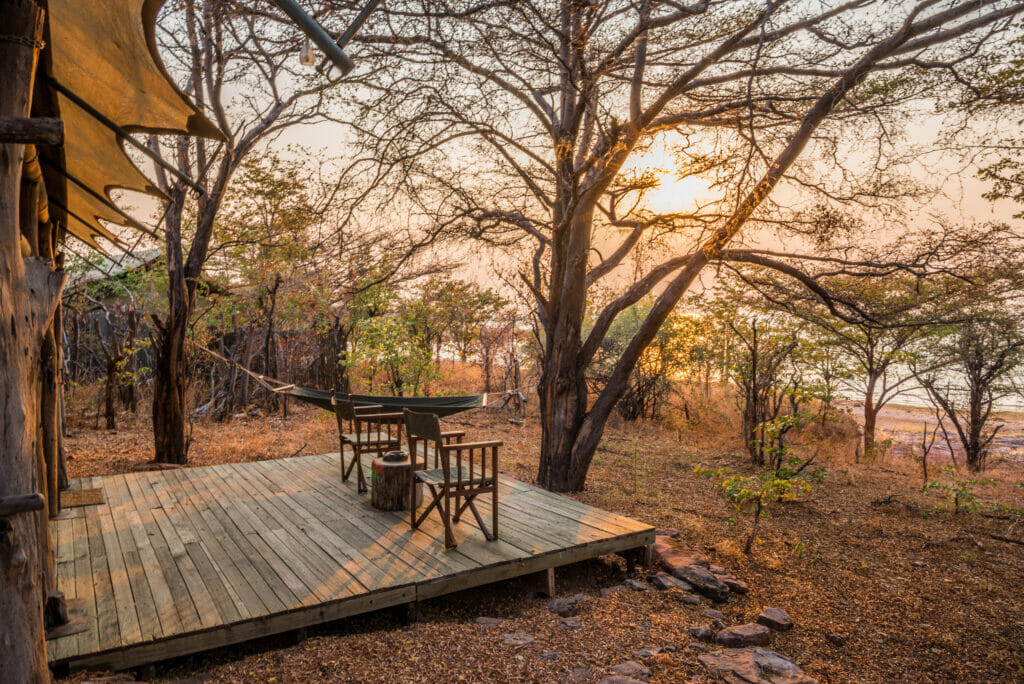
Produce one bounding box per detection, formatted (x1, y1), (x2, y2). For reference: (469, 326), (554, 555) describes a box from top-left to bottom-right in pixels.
(415, 467), (494, 487)
(341, 432), (401, 447)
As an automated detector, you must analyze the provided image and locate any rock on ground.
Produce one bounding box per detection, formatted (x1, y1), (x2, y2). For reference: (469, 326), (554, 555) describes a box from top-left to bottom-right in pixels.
(715, 623), (772, 647)
(559, 616), (582, 630)
(548, 593), (587, 617)
(757, 608), (794, 632)
(689, 625), (714, 642)
(698, 647), (819, 684)
(611, 660), (651, 677)
(504, 631), (535, 646)
(475, 616), (504, 626)
(624, 578), (649, 591)
(649, 572), (692, 591)
(674, 564), (729, 602)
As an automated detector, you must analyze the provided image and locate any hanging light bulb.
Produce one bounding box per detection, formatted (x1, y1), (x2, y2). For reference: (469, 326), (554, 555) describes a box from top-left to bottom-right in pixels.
(299, 37), (316, 66)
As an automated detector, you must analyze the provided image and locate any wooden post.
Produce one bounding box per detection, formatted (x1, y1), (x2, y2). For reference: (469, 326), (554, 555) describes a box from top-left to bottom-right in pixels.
(0, 2), (64, 680)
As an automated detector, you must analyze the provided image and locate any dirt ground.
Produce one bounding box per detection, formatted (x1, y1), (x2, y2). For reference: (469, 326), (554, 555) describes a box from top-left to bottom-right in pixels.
(59, 389), (1024, 683)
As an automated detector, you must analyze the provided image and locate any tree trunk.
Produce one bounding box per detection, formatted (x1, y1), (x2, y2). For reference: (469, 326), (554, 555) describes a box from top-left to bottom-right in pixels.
(152, 324), (187, 464)
(863, 375), (878, 458)
(0, 2), (60, 678)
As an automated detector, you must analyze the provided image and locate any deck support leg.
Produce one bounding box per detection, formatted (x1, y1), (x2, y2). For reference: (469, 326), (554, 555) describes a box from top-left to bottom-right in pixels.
(526, 567), (555, 597)
(621, 547), (646, 576)
(401, 600), (421, 625)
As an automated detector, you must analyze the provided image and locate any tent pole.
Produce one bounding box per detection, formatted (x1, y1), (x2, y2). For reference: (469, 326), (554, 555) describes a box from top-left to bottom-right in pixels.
(269, 0), (355, 74)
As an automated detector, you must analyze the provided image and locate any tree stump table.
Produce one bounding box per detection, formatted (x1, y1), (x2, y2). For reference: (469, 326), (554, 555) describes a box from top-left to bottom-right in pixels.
(370, 451), (421, 511)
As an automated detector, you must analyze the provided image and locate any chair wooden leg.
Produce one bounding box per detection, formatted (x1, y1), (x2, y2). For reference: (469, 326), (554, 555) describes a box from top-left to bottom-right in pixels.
(443, 491), (456, 549)
(356, 450), (368, 494)
(492, 486), (498, 541)
(466, 497), (495, 541)
(414, 484), (442, 529)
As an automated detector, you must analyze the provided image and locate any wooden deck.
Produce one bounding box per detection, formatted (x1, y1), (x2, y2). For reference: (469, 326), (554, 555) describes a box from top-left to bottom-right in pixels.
(48, 452), (653, 671)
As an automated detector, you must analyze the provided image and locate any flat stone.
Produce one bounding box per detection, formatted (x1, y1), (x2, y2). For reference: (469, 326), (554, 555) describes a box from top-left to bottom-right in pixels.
(710, 565), (728, 575)
(624, 578), (649, 591)
(715, 623), (772, 648)
(703, 609), (725, 621)
(674, 564), (729, 602)
(689, 625), (714, 642)
(757, 608), (793, 632)
(611, 660), (651, 677)
(655, 528), (680, 538)
(678, 593), (701, 606)
(721, 576), (749, 594)
(541, 651), (564, 661)
(601, 584), (627, 597)
(650, 572), (692, 591)
(548, 593), (587, 617)
(698, 647), (818, 684)
(504, 631), (535, 646)
(632, 646), (662, 658)
(652, 539), (710, 576)
(688, 642), (709, 652)
(559, 616), (582, 630)
(475, 616), (504, 626)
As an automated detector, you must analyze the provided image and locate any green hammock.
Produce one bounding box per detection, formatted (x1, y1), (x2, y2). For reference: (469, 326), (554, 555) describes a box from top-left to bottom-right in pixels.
(284, 386), (486, 417)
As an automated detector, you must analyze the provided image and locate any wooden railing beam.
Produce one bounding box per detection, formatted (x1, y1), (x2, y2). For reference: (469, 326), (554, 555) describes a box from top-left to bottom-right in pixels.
(0, 116), (63, 145)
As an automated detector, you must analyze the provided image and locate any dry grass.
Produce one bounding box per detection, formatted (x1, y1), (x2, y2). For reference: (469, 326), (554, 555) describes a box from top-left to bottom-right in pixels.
(60, 385), (1024, 683)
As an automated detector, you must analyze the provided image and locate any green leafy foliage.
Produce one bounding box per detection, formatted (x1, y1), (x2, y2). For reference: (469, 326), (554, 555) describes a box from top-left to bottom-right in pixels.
(695, 464), (812, 554)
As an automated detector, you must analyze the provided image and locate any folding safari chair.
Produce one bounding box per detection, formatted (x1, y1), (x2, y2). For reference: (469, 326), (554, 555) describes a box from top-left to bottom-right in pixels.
(331, 393), (404, 494)
(404, 408), (500, 549)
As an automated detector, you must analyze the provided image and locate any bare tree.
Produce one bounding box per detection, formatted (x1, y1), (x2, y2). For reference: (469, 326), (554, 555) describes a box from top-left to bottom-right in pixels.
(349, 0), (1024, 490)
(149, 0), (356, 463)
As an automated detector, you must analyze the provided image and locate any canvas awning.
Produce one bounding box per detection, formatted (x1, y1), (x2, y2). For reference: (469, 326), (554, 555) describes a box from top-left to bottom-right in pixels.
(40, 0), (222, 249)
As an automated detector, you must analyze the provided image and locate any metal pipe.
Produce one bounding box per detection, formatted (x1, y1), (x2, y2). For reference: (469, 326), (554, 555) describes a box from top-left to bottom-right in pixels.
(336, 0), (384, 50)
(269, 0), (355, 75)
(49, 80), (205, 195)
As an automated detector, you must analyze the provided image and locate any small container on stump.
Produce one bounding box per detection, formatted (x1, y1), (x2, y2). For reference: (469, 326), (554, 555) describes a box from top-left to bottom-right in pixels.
(371, 451), (421, 511)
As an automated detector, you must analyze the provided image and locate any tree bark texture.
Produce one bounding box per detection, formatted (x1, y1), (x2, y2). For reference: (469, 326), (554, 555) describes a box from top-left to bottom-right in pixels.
(0, 1), (63, 679)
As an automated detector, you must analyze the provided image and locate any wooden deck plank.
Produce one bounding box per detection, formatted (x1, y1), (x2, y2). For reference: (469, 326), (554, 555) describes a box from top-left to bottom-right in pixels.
(270, 455), (482, 577)
(72, 509), (99, 656)
(143, 471), (225, 630)
(114, 473), (191, 641)
(50, 453), (654, 672)
(173, 466), (284, 617)
(244, 457), (432, 593)
(209, 461), (374, 600)
(201, 464), (337, 606)
(85, 505), (120, 652)
(164, 468), (269, 622)
(102, 475), (164, 644)
(49, 516), (78, 661)
(170, 466), (296, 614)
(277, 455), (484, 578)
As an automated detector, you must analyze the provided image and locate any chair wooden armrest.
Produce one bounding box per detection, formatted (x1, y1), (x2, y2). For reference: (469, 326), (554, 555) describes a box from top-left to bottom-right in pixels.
(442, 440), (503, 451)
(354, 404), (384, 414)
(440, 430), (465, 444)
(357, 412), (404, 422)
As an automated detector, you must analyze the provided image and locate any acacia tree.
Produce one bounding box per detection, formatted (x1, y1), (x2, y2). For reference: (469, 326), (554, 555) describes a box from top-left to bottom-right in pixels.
(732, 223), (1024, 456)
(351, 0), (1024, 490)
(913, 313), (1024, 472)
